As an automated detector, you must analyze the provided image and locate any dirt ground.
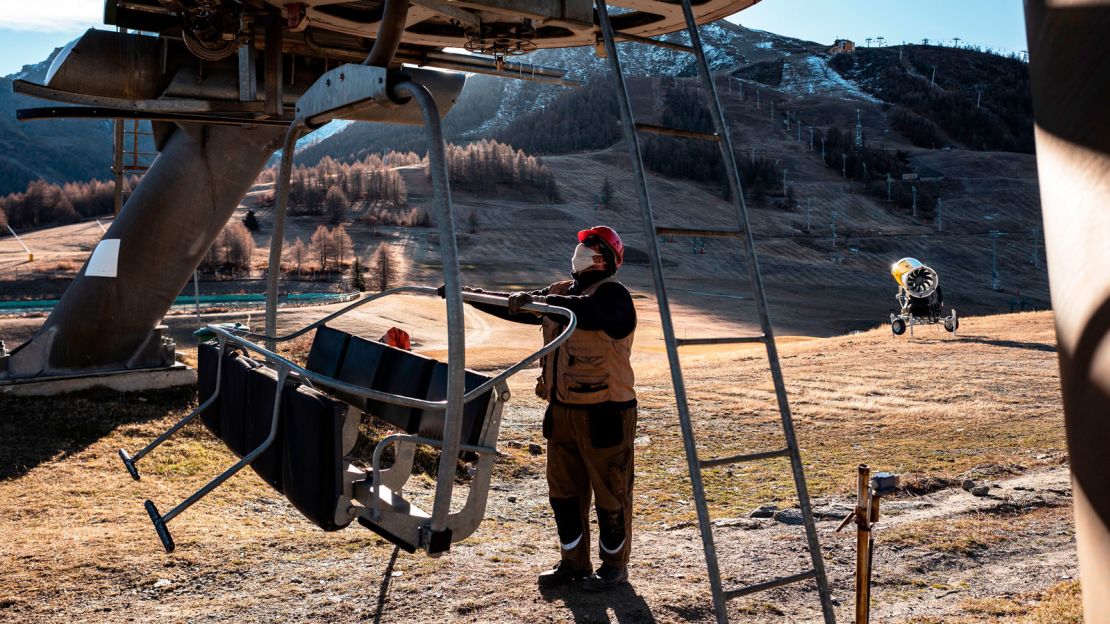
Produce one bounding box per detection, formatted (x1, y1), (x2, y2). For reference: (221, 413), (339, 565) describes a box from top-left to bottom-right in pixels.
(0, 310), (1080, 623)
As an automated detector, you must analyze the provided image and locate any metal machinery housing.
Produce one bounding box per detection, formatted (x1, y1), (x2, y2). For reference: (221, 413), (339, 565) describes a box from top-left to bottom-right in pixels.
(888, 257), (958, 337)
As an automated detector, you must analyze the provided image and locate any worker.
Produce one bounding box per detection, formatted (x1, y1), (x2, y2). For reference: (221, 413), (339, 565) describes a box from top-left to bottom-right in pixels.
(447, 226), (637, 591)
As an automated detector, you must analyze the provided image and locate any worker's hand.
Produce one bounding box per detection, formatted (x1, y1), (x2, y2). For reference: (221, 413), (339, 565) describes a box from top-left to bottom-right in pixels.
(508, 292), (533, 314)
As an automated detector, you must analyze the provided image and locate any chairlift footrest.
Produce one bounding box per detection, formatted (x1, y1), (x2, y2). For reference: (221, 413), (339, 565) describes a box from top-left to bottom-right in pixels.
(144, 499), (175, 553)
(119, 448), (140, 481)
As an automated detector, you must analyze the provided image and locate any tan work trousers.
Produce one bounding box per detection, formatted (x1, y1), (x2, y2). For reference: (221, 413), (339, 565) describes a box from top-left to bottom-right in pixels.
(545, 403), (637, 570)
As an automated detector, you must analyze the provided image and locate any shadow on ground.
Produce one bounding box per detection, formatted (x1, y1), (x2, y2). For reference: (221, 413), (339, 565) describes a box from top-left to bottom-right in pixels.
(540, 581), (658, 623)
(0, 386), (195, 480)
(956, 335), (1057, 353)
(910, 335), (1057, 353)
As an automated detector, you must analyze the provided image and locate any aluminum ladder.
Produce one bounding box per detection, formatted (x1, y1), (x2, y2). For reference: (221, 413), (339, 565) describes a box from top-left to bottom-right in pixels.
(595, 2), (836, 622)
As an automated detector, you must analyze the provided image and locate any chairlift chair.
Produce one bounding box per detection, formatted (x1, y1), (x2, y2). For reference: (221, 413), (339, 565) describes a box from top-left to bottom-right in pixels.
(117, 65), (577, 556)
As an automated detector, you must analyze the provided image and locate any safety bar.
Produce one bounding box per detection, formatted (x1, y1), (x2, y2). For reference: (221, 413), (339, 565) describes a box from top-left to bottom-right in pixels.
(228, 288), (576, 410)
(144, 366), (290, 552)
(117, 335), (229, 481)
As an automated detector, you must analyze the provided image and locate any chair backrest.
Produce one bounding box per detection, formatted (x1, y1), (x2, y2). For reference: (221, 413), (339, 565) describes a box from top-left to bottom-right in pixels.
(307, 326), (496, 446)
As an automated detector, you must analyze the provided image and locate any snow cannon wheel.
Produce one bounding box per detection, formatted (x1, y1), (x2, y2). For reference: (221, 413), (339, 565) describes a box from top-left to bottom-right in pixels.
(891, 318), (907, 336)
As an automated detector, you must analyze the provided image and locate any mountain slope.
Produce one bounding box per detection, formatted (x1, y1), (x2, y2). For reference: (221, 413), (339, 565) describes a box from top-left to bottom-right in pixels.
(297, 21), (821, 161)
(828, 46), (1033, 152)
(0, 52), (121, 196)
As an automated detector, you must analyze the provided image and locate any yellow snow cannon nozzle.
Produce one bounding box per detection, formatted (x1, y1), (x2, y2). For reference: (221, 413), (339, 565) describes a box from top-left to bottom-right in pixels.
(890, 257), (924, 289)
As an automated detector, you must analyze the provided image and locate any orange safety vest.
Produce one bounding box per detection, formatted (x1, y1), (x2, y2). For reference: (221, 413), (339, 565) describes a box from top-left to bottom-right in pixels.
(537, 278), (636, 405)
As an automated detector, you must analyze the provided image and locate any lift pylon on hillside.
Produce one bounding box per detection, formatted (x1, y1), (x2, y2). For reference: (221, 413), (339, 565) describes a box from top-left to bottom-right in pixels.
(596, 1), (836, 621)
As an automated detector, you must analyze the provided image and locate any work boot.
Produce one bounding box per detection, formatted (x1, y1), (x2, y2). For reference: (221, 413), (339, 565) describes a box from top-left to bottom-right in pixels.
(538, 561), (592, 588)
(583, 563), (628, 592)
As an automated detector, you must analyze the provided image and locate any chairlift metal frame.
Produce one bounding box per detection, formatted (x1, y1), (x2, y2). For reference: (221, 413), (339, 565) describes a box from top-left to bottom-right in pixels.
(119, 64), (578, 555)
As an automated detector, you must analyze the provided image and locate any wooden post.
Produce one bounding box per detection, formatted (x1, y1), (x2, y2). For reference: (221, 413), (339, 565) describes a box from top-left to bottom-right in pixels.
(855, 464), (872, 624)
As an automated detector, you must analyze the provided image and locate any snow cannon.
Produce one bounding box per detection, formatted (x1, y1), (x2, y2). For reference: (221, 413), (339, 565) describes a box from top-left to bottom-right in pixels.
(888, 257), (957, 336)
(890, 257), (939, 299)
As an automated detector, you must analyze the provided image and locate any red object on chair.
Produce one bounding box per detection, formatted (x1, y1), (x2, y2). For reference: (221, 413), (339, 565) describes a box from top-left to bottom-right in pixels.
(381, 327), (412, 351)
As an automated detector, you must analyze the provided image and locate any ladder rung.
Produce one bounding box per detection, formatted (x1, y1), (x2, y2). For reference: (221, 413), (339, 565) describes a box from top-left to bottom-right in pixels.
(675, 335), (765, 347)
(656, 227), (743, 239)
(634, 122), (719, 142)
(613, 31), (696, 53)
(725, 570), (817, 600)
(700, 447), (790, 468)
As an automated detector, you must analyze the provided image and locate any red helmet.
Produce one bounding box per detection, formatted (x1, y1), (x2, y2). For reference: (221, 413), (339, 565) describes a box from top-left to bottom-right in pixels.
(577, 225), (624, 267)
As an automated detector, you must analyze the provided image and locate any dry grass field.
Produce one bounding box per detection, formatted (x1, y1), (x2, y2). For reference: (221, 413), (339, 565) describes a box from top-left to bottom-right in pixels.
(0, 309), (1079, 623)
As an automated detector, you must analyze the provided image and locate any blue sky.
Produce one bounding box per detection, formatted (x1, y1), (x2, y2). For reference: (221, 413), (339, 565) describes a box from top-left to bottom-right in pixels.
(0, 1), (1029, 76)
(730, 0), (1029, 56)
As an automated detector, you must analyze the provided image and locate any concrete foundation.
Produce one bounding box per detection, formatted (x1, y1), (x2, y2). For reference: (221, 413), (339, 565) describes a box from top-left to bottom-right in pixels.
(0, 363), (196, 397)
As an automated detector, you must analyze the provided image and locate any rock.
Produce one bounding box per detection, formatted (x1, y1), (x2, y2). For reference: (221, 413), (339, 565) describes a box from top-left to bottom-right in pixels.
(970, 485), (990, 497)
(749, 504), (777, 519)
(153, 579), (172, 589)
(634, 435), (652, 447)
(506, 441), (523, 449)
(713, 518), (764, 530)
(961, 479), (976, 491)
(528, 443), (543, 455)
(774, 509), (804, 525)
(507, 496), (518, 503)
(811, 503), (854, 520)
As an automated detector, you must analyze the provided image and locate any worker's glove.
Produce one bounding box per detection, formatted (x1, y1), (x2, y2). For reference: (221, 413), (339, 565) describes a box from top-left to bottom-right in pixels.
(508, 292), (533, 314)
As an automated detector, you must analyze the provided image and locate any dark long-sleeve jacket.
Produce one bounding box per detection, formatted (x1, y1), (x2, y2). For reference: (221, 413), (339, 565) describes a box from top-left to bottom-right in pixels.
(464, 272), (636, 340)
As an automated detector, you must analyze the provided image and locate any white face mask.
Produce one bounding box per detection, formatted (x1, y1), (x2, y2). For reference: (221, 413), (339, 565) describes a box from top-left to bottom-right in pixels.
(571, 244), (601, 274)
